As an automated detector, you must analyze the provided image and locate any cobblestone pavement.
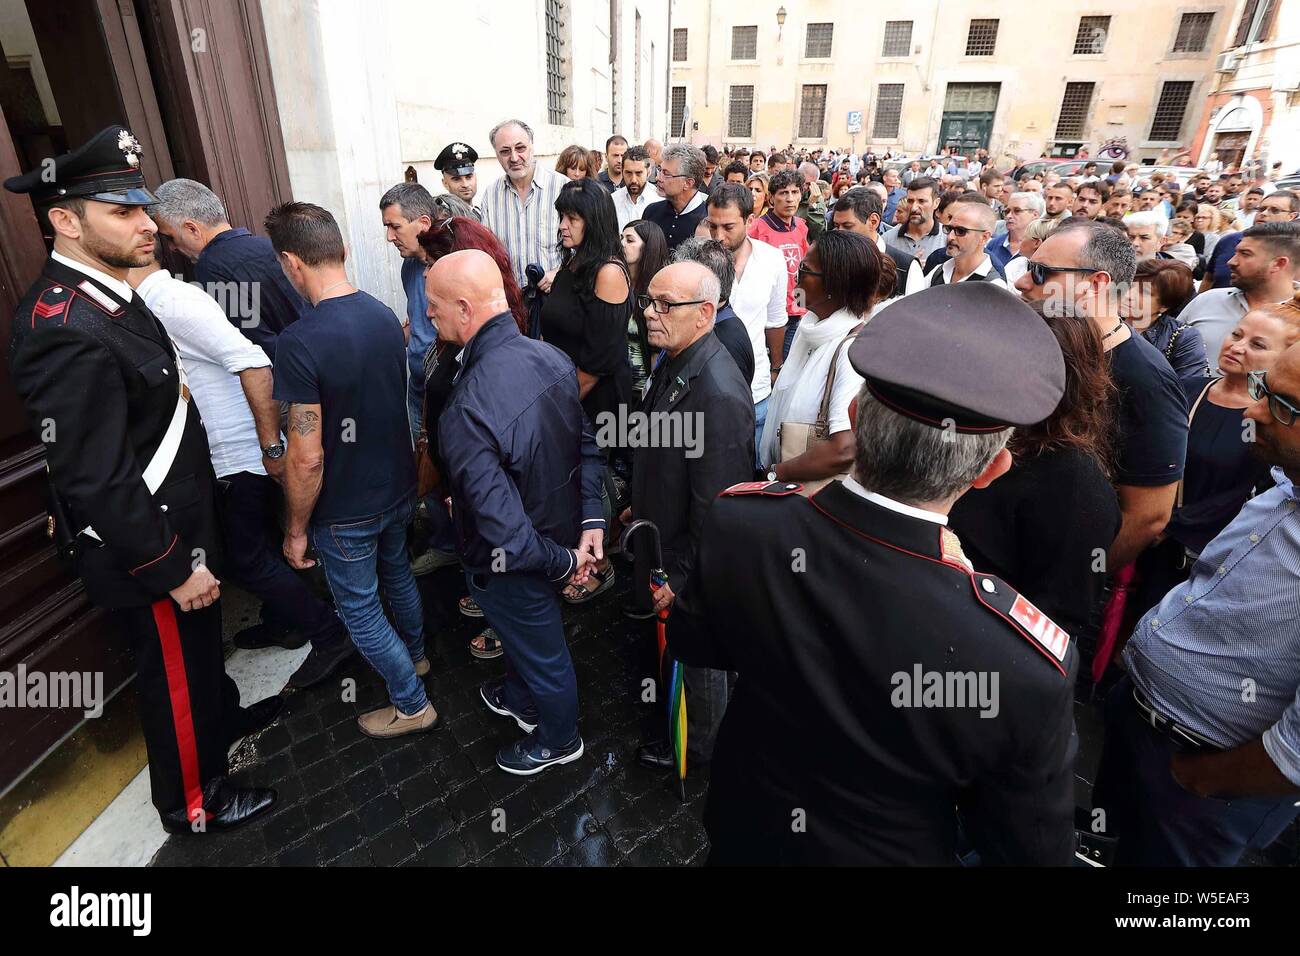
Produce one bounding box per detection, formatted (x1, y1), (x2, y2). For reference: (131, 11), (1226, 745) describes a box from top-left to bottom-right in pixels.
(151, 559), (1296, 867)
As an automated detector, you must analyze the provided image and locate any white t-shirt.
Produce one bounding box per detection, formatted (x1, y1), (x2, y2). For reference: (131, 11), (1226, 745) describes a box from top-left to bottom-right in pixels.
(612, 186), (654, 230)
(729, 237), (789, 404)
(137, 269), (271, 478)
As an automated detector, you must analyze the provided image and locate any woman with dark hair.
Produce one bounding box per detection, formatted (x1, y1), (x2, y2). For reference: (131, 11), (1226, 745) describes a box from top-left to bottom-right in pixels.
(758, 230), (894, 494)
(620, 218), (668, 394)
(1129, 295), (1300, 618)
(1121, 259), (1208, 379)
(949, 308), (1121, 642)
(544, 177), (633, 603)
(556, 144), (597, 181)
(415, 216), (528, 659)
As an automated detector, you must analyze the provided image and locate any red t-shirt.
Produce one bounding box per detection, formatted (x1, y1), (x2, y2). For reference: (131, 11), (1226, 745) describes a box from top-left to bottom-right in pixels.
(748, 213), (808, 316)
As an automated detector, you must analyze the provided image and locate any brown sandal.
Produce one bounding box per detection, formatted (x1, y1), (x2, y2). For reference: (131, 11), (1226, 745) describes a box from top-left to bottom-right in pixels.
(469, 628), (503, 660)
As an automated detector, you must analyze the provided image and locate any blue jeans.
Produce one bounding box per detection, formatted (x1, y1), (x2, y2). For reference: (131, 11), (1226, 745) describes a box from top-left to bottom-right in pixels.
(782, 314), (801, 362)
(753, 397), (769, 470)
(407, 377), (423, 445)
(466, 570), (577, 749)
(312, 496), (427, 715)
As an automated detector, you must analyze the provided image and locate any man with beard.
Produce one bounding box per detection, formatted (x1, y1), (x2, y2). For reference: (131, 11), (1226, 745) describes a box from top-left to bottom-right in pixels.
(612, 145), (655, 229)
(913, 194), (1006, 292)
(1092, 332), (1300, 865)
(882, 177), (945, 263)
(479, 118), (565, 291)
(6, 126), (279, 834)
(434, 140), (480, 210)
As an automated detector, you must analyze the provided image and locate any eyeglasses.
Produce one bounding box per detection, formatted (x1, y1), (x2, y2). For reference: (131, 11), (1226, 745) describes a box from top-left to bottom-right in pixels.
(796, 261), (824, 278)
(658, 171), (689, 180)
(1026, 262), (1101, 286)
(1247, 370), (1299, 426)
(946, 224), (988, 239)
(637, 294), (707, 314)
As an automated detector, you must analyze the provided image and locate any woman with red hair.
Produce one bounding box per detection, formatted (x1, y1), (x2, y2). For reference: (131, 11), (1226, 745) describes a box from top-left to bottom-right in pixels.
(415, 216), (526, 659)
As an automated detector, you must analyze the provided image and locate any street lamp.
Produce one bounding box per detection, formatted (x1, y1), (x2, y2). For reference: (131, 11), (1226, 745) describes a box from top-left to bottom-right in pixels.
(776, 6), (786, 49)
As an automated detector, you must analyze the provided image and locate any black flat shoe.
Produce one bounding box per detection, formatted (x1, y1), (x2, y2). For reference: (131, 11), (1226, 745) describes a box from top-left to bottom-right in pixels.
(160, 778), (277, 835)
(637, 740), (675, 770)
(232, 695), (284, 742)
(288, 640), (356, 690)
(233, 621), (307, 650)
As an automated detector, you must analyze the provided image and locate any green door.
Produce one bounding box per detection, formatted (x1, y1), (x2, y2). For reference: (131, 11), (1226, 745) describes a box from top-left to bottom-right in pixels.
(938, 83), (1001, 154)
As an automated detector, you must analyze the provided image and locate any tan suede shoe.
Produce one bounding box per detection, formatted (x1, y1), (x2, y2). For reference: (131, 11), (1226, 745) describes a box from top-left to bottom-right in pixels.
(357, 703), (440, 739)
(414, 657), (431, 677)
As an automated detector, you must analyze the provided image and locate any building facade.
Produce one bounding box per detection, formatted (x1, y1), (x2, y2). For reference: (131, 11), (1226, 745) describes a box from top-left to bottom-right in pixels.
(1189, 0), (1298, 172)
(669, 0), (1236, 168)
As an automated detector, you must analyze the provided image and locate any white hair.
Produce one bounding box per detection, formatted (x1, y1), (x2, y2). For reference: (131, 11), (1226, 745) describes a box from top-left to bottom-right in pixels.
(1010, 191), (1046, 216)
(1125, 210), (1168, 237)
(153, 178), (228, 227)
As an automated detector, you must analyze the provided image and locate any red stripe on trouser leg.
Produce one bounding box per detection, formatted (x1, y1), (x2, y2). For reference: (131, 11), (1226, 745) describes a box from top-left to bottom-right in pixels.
(151, 599), (205, 822)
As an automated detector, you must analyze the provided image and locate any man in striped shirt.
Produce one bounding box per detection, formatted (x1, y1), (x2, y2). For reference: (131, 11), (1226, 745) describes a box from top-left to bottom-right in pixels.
(478, 119), (564, 292)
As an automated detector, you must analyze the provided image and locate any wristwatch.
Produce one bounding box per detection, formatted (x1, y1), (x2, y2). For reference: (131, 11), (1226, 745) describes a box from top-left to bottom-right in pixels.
(262, 442), (286, 460)
(766, 468), (778, 482)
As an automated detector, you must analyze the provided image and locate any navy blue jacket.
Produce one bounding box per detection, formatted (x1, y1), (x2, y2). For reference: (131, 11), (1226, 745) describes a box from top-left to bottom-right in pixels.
(1140, 314), (1210, 381)
(439, 313), (606, 581)
(194, 227), (309, 360)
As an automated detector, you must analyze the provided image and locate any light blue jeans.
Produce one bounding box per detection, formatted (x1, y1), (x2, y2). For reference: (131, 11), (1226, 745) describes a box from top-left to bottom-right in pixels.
(312, 496), (427, 715)
(753, 397), (769, 470)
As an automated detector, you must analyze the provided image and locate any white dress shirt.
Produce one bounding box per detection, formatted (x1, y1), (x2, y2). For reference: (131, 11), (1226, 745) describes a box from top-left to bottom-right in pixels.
(137, 269), (271, 478)
(728, 237), (789, 404)
(612, 186), (654, 230)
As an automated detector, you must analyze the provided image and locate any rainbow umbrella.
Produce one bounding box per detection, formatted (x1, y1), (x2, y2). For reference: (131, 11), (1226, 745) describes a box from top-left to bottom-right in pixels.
(623, 521), (688, 801)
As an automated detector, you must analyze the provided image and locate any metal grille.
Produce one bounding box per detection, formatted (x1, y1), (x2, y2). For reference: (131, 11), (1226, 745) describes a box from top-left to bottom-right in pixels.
(799, 85), (827, 138)
(873, 83), (904, 139)
(1055, 82), (1095, 139)
(728, 85), (754, 138)
(545, 0), (567, 125)
(881, 20), (913, 57)
(672, 28), (687, 61)
(670, 86), (686, 138)
(805, 22), (833, 58)
(1174, 12), (1214, 52)
(731, 25), (757, 60)
(1072, 15), (1110, 54)
(944, 82), (1000, 112)
(965, 19), (999, 56)
(1149, 81), (1193, 140)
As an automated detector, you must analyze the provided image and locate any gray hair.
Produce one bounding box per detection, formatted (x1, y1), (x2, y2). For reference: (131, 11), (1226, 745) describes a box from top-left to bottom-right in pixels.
(798, 161), (820, 184)
(672, 237), (735, 302)
(852, 387), (1011, 505)
(488, 119), (534, 149)
(1010, 191), (1045, 217)
(152, 178), (228, 227)
(1057, 218), (1137, 283)
(1024, 217), (1060, 243)
(431, 193), (475, 220)
(662, 143), (706, 188)
(1124, 210), (1168, 237)
(379, 182), (436, 222)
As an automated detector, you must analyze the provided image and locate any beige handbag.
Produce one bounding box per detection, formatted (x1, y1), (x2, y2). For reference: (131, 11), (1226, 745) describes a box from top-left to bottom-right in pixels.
(776, 323), (864, 497)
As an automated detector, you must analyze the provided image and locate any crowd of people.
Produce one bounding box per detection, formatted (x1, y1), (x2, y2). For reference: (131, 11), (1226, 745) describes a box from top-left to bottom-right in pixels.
(8, 118), (1300, 865)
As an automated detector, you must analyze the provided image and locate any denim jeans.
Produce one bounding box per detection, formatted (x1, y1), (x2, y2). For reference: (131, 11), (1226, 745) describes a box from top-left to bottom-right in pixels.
(753, 397), (769, 470)
(312, 496), (427, 715)
(782, 314), (801, 362)
(466, 570), (578, 749)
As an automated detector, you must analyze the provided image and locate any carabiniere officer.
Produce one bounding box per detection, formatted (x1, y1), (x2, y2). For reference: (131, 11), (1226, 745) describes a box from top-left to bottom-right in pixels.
(6, 125), (280, 834)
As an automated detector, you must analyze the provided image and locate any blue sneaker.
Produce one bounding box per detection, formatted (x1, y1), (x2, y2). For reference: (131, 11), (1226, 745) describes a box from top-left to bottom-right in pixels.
(479, 681), (538, 733)
(495, 733), (584, 776)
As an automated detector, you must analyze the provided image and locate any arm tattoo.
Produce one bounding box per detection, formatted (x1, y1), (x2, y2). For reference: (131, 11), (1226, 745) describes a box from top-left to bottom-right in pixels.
(290, 407), (319, 437)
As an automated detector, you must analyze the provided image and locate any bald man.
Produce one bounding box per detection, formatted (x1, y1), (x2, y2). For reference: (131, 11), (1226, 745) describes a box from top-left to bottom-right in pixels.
(624, 261), (755, 772)
(644, 137), (664, 184)
(428, 250), (606, 776)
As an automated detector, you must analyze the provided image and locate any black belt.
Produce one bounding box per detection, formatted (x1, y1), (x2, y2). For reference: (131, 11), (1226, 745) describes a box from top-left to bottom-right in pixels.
(1130, 684), (1222, 752)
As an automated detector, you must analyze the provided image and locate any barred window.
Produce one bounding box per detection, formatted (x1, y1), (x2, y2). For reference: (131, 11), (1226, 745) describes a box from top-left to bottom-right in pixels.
(799, 85), (827, 139)
(1055, 82), (1095, 139)
(670, 86), (687, 138)
(805, 22), (833, 58)
(882, 20), (913, 57)
(731, 25), (757, 60)
(1073, 16), (1110, 54)
(728, 85), (754, 138)
(672, 28), (688, 61)
(873, 83), (904, 139)
(544, 0), (568, 125)
(1149, 81), (1193, 140)
(966, 19), (999, 56)
(1173, 12), (1214, 52)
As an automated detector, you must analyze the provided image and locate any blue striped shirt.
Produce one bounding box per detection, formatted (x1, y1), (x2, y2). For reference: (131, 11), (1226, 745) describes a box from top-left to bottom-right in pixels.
(1125, 467), (1300, 786)
(478, 166), (565, 289)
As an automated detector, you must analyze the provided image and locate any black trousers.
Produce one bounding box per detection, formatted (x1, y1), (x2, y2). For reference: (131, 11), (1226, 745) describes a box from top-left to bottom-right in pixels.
(112, 599), (240, 819)
(220, 470), (344, 650)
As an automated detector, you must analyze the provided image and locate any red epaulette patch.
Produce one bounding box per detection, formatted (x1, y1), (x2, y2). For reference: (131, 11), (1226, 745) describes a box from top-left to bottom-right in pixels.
(720, 480), (803, 497)
(969, 574), (1071, 677)
(31, 286), (70, 326)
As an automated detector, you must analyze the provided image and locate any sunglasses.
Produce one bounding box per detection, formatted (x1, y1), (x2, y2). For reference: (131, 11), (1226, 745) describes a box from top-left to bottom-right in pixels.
(1247, 370), (1299, 426)
(637, 294), (707, 315)
(1026, 262), (1100, 286)
(946, 224), (988, 239)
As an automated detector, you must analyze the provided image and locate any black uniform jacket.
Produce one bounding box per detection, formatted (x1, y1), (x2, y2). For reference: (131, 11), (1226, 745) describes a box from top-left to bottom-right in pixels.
(630, 332), (755, 590)
(667, 479), (1078, 865)
(9, 256), (223, 608)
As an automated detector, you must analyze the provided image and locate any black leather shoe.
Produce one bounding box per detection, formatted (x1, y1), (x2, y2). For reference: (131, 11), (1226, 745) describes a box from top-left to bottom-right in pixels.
(232, 695), (284, 742)
(637, 740), (675, 770)
(160, 777), (277, 835)
(288, 639), (355, 689)
(233, 621), (306, 650)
